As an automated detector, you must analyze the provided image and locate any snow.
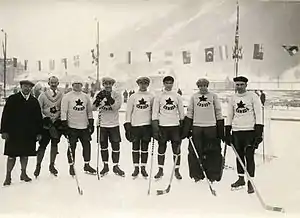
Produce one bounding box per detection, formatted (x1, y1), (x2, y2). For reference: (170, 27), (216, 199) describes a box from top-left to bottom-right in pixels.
(0, 107), (299, 218)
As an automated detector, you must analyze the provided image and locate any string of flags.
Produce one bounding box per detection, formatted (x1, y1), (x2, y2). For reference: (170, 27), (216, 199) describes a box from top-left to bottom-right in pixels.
(5, 44), (299, 71)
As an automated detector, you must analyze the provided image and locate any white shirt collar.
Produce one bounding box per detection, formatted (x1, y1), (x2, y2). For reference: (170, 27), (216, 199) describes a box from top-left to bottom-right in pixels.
(20, 91), (30, 100)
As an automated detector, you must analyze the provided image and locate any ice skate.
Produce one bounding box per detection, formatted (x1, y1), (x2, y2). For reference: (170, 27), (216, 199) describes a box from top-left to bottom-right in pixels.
(69, 165), (75, 177)
(3, 176), (11, 186)
(154, 168), (164, 180)
(34, 164), (41, 178)
(84, 163), (97, 175)
(131, 166), (139, 179)
(140, 166), (148, 179)
(49, 163), (58, 176)
(20, 170), (32, 182)
(231, 176), (245, 190)
(174, 168), (182, 180)
(100, 164), (109, 177)
(247, 181), (254, 194)
(113, 165), (125, 177)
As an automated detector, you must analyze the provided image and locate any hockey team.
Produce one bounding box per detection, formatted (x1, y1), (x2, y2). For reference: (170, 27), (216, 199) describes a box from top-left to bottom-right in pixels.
(0, 75), (263, 195)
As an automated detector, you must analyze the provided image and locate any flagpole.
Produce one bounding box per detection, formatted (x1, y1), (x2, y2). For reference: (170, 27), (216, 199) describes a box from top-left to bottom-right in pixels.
(1, 29), (7, 99)
(233, 0), (242, 78)
(96, 20), (100, 90)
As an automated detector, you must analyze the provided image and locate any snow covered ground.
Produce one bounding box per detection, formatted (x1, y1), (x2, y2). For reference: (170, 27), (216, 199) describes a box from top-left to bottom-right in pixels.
(0, 107), (299, 218)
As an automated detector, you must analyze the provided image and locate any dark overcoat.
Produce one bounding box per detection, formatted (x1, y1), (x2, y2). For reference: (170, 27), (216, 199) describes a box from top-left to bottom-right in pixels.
(0, 92), (43, 157)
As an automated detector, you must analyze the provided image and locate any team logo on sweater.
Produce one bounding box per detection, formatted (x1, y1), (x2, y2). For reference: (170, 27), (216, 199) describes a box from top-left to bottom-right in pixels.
(73, 99), (85, 111)
(102, 100), (112, 111)
(236, 100), (249, 113)
(197, 95), (211, 107)
(50, 106), (58, 114)
(163, 97), (176, 110)
(136, 98), (149, 109)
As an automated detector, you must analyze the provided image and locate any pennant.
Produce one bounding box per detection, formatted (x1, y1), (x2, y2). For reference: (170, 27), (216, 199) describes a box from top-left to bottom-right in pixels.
(62, 58), (67, 70)
(282, 45), (299, 56)
(219, 45), (228, 60)
(24, 60), (28, 71)
(182, 50), (191, 64)
(146, 52), (152, 62)
(13, 57), (17, 67)
(253, 44), (264, 60)
(73, 55), (80, 67)
(37, 60), (42, 71)
(205, 47), (214, 62)
(49, 59), (55, 71)
(128, 51), (131, 64)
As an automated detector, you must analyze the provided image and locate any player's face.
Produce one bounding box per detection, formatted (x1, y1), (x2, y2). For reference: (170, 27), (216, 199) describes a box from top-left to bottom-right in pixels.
(198, 84), (208, 94)
(48, 78), (59, 89)
(235, 82), (247, 93)
(163, 81), (173, 91)
(72, 83), (83, 92)
(138, 82), (149, 91)
(103, 82), (113, 92)
(21, 84), (33, 95)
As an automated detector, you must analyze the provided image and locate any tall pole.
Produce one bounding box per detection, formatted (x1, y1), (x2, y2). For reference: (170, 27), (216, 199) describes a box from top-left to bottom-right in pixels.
(1, 29), (7, 99)
(96, 20), (100, 90)
(233, 0), (242, 78)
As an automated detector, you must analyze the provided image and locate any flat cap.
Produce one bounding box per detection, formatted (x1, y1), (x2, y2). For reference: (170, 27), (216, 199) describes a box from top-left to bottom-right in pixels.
(20, 80), (35, 87)
(136, 76), (150, 84)
(102, 77), (116, 84)
(163, 76), (174, 83)
(233, 76), (248, 83)
(196, 78), (209, 87)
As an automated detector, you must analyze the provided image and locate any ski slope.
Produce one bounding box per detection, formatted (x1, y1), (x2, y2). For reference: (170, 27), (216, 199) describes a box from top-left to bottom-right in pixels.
(0, 107), (299, 218)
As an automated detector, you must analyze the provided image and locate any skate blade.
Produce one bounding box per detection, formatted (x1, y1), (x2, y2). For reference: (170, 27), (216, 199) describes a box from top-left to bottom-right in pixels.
(114, 173), (125, 177)
(85, 171), (97, 175)
(155, 177), (163, 181)
(100, 172), (108, 177)
(132, 176), (138, 180)
(231, 186), (245, 191)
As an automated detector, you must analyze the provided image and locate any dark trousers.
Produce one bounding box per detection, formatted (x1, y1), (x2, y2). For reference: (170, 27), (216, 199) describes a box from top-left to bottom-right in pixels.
(98, 126), (121, 164)
(157, 126), (181, 168)
(131, 125), (152, 165)
(67, 128), (91, 164)
(232, 131), (256, 177)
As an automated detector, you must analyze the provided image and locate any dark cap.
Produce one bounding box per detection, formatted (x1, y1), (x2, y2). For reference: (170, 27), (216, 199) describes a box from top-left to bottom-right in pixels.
(102, 77), (116, 85)
(233, 76), (248, 83)
(163, 76), (174, 83)
(20, 80), (35, 87)
(196, 78), (209, 87)
(136, 76), (150, 84)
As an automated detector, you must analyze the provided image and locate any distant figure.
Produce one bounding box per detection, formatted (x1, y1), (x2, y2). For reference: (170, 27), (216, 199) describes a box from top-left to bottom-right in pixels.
(260, 90), (266, 106)
(177, 88), (182, 96)
(129, 90), (135, 97)
(123, 90), (128, 103)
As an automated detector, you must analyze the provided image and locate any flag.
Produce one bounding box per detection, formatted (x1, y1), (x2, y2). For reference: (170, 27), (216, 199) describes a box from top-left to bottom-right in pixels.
(73, 55), (80, 67)
(49, 59), (55, 71)
(62, 58), (67, 69)
(205, 47), (214, 62)
(219, 45), (228, 60)
(37, 60), (42, 71)
(253, 44), (264, 60)
(282, 45), (299, 56)
(128, 51), (131, 64)
(182, 50), (191, 64)
(13, 57), (17, 67)
(146, 52), (152, 62)
(24, 60), (28, 71)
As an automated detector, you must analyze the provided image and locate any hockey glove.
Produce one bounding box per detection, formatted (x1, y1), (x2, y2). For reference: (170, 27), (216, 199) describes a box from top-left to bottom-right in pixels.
(61, 120), (70, 135)
(43, 117), (53, 129)
(216, 119), (225, 142)
(123, 122), (133, 142)
(181, 116), (193, 139)
(224, 125), (232, 145)
(1, 133), (9, 140)
(93, 90), (106, 107)
(253, 124), (264, 149)
(152, 120), (162, 141)
(88, 119), (95, 135)
(105, 91), (115, 105)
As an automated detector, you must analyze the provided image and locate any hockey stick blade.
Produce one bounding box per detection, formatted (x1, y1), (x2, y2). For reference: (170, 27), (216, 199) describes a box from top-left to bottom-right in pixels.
(78, 187), (83, 195)
(156, 185), (171, 196)
(209, 185), (217, 196)
(265, 205), (285, 213)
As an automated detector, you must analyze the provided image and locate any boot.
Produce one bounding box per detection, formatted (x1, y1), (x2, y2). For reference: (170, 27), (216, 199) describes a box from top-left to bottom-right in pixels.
(49, 163), (58, 176)
(69, 165), (75, 176)
(231, 176), (245, 189)
(34, 164), (41, 178)
(174, 168), (182, 180)
(113, 165), (125, 177)
(247, 181), (254, 194)
(3, 175), (11, 186)
(84, 163), (96, 175)
(154, 167), (164, 179)
(131, 166), (139, 177)
(100, 164), (109, 176)
(20, 170), (32, 182)
(140, 166), (148, 178)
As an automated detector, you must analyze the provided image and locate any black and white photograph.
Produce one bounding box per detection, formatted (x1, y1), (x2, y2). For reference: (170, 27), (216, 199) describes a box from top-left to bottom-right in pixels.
(0, 0), (300, 217)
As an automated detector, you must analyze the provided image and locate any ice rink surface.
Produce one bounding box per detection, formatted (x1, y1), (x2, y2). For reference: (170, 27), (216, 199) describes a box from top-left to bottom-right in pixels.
(0, 107), (299, 218)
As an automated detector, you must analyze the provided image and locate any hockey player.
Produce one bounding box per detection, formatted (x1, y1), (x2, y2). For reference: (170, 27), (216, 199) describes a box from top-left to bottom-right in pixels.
(124, 77), (154, 178)
(152, 76), (185, 180)
(1, 80), (43, 186)
(92, 77), (125, 177)
(34, 76), (64, 177)
(61, 78), (96, 176)
(225, 76), (263, 194)
(182, 78), (224, 183)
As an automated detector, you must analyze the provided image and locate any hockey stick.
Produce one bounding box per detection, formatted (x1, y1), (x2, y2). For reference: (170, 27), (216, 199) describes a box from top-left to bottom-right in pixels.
(147, 138), (155, 195)
(66, 137), (84, 195)
(96, 126), (100, 180)
(189, 137), (217, 196)
(156, 144), (181, 196)
(219, 142), (228, 179)
(262, 106), (265, 163)
(231, 144), (284, 213)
